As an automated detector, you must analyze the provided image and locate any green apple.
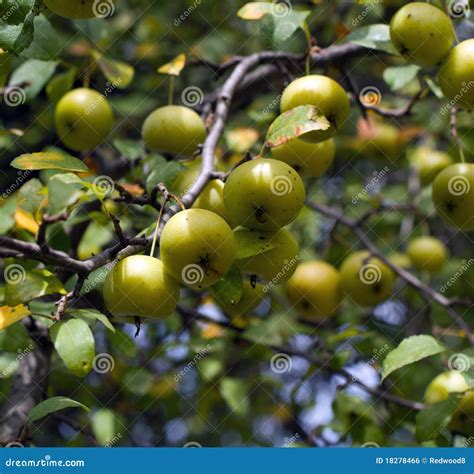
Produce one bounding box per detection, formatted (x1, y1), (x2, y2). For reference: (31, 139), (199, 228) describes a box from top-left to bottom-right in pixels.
(44, 0), (96, 19)
(55, 88), (113, 152)
(356, 118), (402, 160)
(409, 146), (452, 186)
(216, 280), (265, 316)
(424, 370), (470, 405)
(286, 261), (342, 320)
(193, 179), (227, 220)
(407, 236), (448, 274)
(236, 228), (299, 282)
(103, 255), (179, 320)
(432, 163), (474, 231)
(390, 2), (454, 66)
(160, 209), (235, 289)
(438, 39), (474, 110)
(340, 251), (396, 307)
(280, 75), (350, 142)
(223, 158), (305, 231)
(271, 138), (335, 178)
(142, 105), (206, 157)
(388, 253), (412, 269)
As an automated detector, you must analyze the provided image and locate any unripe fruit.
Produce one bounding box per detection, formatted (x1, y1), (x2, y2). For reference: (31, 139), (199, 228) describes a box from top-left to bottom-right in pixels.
(432, 163), (474, 231)
(340, 251), (396, 307)
(424, 370), (469, 405)
(160, 209), (235, 289)
(193, 180), (226, 220)
(407, 236), (448, 274)
(438, 39), (474, 111)
(224, 158), (305, 231)
(409, 146), (452, 186)
(103, 256), (179, 320)
(356, 118), (402, 160)
(286, 261), (342, 320)
(217, 280), (265, 316)
(280, 75), (350, 142)
(389, 2), (454, 67)
(44, 0), (96, 19)
(388, 253), (412, 269)
(271, 138), (335, 178)
(142, 105), (206, 157)
(55, 88), (113, 152)
(236, 228), (299, 283)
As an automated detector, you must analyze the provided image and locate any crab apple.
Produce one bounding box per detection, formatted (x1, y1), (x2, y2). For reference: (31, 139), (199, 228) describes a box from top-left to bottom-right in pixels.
(55, 88), (113, 152)
(271, 138), (335, 178)
(223, 158), (305, 231)
(193, 179), (227, 220)
(217, 280), (266, 316)
(43, 0), (96, 19)
(389, 252), (412, 269)
(103, 256), (179, 320)
(407, 236), (448, 274)
(280, 75), (350, 142)
(356, 118), (402, 160)
(389, 2), (454, 66)
(236, 228), (299, 283)
(142, 105), (206, 158)
(286, 261), (342, 320)
(340, 251), (396, 307)
(438, 39), (474, 111)
(409, 146), (452, 186)
(160, 209), (235, 289)
(432, 163), (474, 231)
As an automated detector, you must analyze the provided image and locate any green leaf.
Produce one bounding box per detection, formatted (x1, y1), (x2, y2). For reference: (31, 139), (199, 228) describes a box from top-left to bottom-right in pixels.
(48, 173), (86, 214)
(415, 396), (460, 442)
(11, 152), (89, 172)
(113, 139), (144, 160)
(0, 51), (12, 87)
(17, 178), (44, 215)
(9, 59), (57, 101)
(146, 155), (185, 192)
(265, 105), (330, 147)
(220, 378), (249, 416)
(21, 15), (64, 60)
(383, 65), (420, 91)
(382, 335), (446, 380)
(234, 228), (281, 260)
(210, 265), (243, 307)
(0, 12), (35, 55)
(5, 269), (66, 306)
(108, 329), (138, 358)
(1, 0), (34, 25)
(0, 322), (33, 352)
(0, 198), (17, 234)
(28, 396), (89, 423)
(68, 308), (115, 333)
(271, 10), (309, 43)
(347, 24), (399, 55)
(46, 68), (76, 104)
(50, 319), (96, 377)
(92, 50), (135, 89)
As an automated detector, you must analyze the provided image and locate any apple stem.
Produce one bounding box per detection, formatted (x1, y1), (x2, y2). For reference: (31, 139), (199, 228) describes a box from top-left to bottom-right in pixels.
(168, 76), (175, 105)
(150, 202), (166, 257)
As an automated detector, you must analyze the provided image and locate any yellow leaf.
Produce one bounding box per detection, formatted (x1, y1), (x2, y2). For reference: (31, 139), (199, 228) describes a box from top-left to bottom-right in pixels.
(158, 53), (186, 76)
(15, 209), (39, 234)
(237, 2), (273, 20)
(226, 127), (259, 153)
(201, 323), (224, 339)
(0, 305), (31, 330)
(91, 50), (135, 89)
